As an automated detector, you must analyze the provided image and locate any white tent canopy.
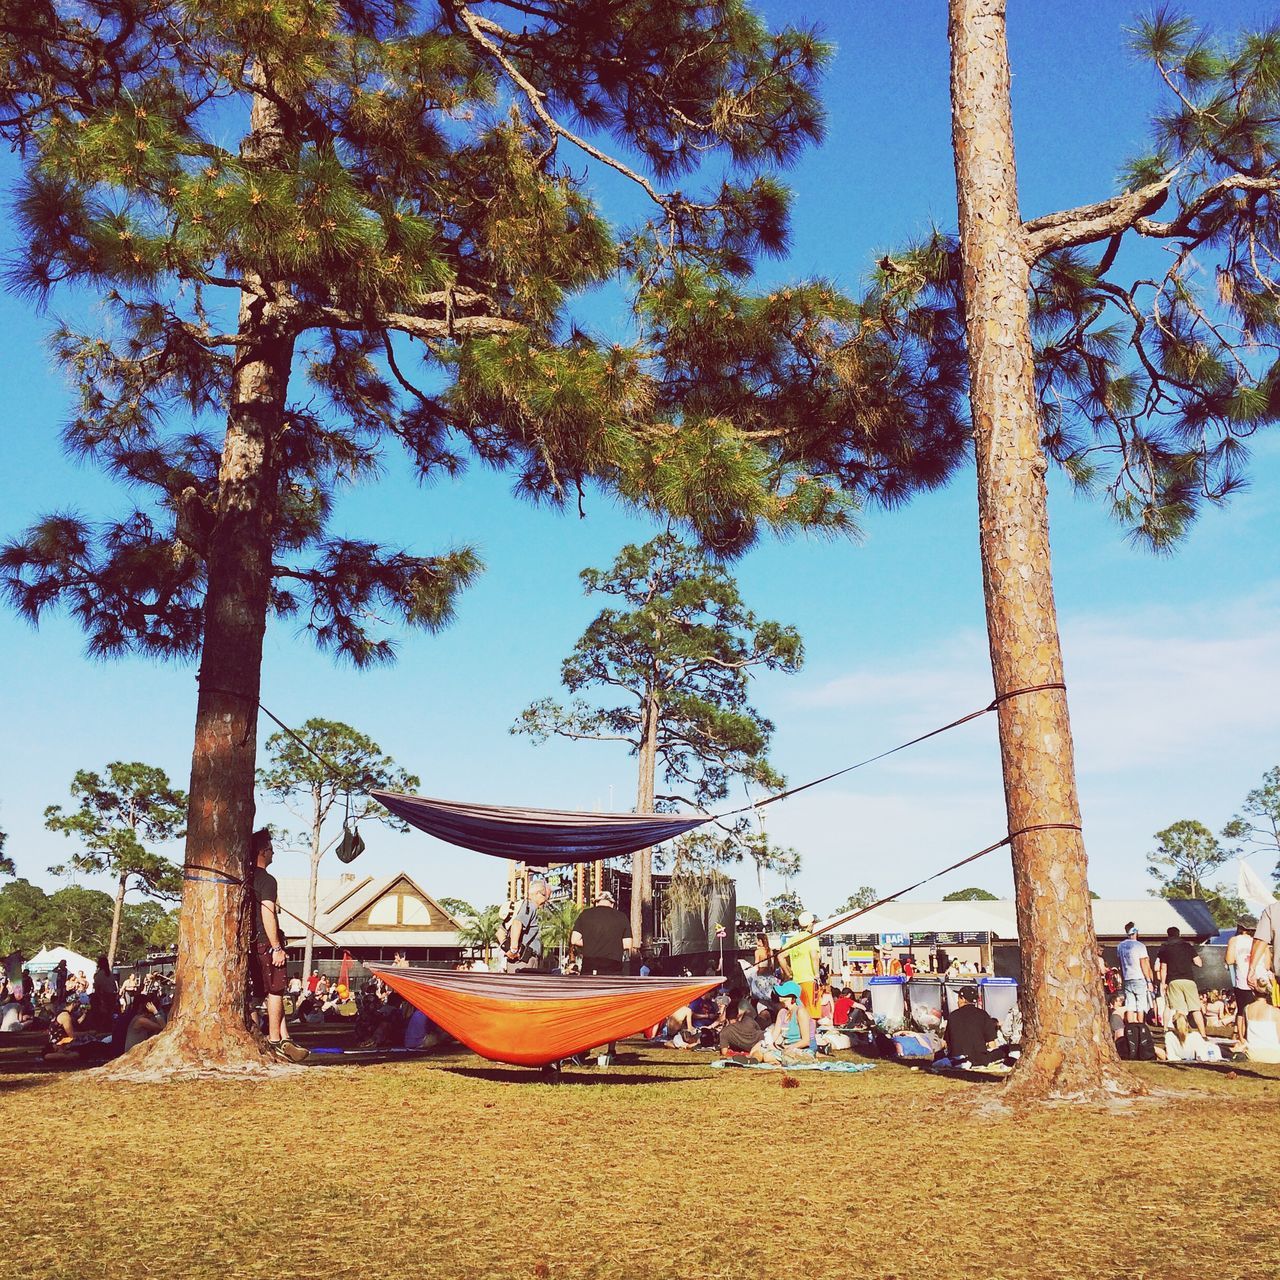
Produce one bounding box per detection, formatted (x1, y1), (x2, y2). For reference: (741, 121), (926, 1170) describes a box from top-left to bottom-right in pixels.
(1238, 858), (1276, 911)
(21, 946), (95, 976)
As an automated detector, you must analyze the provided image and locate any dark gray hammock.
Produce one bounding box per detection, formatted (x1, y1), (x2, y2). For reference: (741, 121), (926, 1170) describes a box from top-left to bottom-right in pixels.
(371, 789), (708, 865)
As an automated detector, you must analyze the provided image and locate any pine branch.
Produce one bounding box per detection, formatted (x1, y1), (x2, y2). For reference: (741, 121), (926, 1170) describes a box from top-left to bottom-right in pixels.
(1022, 171), (1178, 260)
(451, 3), (705, 215)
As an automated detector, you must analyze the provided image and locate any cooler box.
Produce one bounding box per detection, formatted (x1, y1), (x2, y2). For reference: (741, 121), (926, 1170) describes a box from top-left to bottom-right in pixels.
(979, 977), (1018, 1028)
(868, 975), (906, 1030)
(907, 978), (944, 1031)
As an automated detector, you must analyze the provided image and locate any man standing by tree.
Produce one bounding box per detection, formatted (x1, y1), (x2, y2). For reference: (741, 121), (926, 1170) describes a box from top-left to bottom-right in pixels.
(251, 829), (307, 1063)
(1155, 927), (1205, 1038)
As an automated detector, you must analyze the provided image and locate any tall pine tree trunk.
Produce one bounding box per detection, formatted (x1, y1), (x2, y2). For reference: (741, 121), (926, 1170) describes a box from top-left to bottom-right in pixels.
(631, 691), (659, 946)
(102, 85), (297, 1078)
(302, 789), (323, 983)
(948, 0), (1140, 1100)
(107, 869), (126, 968)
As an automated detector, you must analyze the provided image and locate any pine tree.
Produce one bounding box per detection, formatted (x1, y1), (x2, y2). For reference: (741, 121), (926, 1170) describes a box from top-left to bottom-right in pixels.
(43, 762), (185, 965)
(929, 0), (1280, 1100)
(514, 531), (802, 942)
(1, 1), (869, 1076)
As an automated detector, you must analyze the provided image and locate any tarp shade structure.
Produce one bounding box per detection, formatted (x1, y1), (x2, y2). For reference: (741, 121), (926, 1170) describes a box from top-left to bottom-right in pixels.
(370, 790), (709, 865)
(368, 963), (722, 1067)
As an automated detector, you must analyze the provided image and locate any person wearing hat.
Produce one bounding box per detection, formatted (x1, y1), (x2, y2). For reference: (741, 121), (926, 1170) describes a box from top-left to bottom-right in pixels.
(780, 911), (822, 1021)
(571, 888), (636, 1066)
(1116, 920), (1156, 1060)
(943, 985), (1012, 1068)
(763, 979), (815, 1061)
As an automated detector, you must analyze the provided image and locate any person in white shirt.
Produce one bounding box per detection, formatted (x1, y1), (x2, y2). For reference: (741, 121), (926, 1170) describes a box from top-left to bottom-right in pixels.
(1116, 922), (1155, 1059)
(0, 998), (23, 1033)
(1248, 903), (1279, 995)
(1161, 1014), (1221, 1063)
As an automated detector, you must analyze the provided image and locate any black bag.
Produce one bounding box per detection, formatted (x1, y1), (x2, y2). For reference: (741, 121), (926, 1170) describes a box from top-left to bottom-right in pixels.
(1134, 1023), (1157, 1061)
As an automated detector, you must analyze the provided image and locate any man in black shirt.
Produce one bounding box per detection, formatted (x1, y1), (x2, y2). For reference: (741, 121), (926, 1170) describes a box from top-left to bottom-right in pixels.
(571, 889), (634, 975)
(251, 828), (309, 1063)
(571, 889), (636, 1066)
(944, 985), (1011, 1067)
(1155, 927), (1206, 1037)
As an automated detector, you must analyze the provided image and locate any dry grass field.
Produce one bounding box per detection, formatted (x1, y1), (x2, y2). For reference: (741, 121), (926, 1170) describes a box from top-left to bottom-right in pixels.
(2, 1030), (1276, 1280)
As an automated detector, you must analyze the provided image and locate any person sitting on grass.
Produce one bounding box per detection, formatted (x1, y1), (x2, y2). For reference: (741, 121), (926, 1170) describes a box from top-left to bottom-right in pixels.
(1159, 1013), (1221, 1063)
(718, 998), (767, 1059)
(45, 997), (88, 1055)
(122, 989), (166, 1053)
(940, 985), (1018, 1069)
(663, 1005), (702, 1049)
(1233, 992), (1280, 1063)
(760, 981), (815, 1062)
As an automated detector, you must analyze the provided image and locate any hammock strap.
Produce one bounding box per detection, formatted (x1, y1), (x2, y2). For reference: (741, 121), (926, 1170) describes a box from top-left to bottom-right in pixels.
(773, 820), (1082, 958)
(720, 681), (1066, 818)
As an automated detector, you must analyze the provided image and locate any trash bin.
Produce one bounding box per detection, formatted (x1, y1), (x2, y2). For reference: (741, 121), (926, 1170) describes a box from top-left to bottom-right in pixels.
(907, 978), (944, 1032)
(979, 977), (1018, 1030)
(868, 975), (907, 1031)
(943, 981), (974, 1013)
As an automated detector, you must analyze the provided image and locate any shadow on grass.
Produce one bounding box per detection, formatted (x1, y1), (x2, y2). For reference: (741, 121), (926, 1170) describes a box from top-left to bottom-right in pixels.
(443, 1063), (710, 1086)
(0, 1074), (58, 1094)
(1158, 1059), (1277, 1083)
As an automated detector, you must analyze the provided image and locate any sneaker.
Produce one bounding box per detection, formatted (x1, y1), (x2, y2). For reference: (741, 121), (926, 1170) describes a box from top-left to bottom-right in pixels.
(271, 1039), (311, 1063)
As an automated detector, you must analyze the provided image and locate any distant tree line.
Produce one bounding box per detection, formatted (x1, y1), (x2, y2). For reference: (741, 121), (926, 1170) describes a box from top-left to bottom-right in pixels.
(0, 878), (178, 965)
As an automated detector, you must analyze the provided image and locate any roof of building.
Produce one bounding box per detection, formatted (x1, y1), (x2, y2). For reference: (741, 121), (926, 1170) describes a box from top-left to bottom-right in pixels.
(273, 872), (464, 944)
(817, 897), (1218, 942)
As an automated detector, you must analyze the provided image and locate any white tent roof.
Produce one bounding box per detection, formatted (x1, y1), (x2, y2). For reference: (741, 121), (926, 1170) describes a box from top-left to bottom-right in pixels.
(22, 946), (95, 974)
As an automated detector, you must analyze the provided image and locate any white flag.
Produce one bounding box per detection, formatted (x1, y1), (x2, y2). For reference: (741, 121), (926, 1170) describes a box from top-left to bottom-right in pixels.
(1238, 858), (1277, 910)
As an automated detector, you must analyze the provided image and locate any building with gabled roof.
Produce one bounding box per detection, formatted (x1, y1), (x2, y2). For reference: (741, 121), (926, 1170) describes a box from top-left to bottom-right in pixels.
(275, 871), (466, 972)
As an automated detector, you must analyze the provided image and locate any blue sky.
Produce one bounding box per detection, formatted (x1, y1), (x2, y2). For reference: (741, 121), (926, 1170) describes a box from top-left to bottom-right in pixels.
(2, 2), (1276, 917)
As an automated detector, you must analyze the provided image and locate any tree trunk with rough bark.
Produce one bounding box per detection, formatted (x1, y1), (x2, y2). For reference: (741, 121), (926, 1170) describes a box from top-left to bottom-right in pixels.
(948, 0), (1142, 1101)
(631, 690), (659, 946)
(100, 86), (297, 1080)
(107, 870), (126, 968)
(301, 788), (323, 983)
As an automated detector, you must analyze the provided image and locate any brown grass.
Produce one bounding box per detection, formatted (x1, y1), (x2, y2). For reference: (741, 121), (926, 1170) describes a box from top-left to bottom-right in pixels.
(2, 1030), (1277, 1280)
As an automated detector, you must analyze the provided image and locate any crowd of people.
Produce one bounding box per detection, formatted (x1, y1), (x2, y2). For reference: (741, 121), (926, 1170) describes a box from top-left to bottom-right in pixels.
(1108, 916), (1280, 1065)
(6, 880), (1280, 1076)
(0, 954), (175, 1060)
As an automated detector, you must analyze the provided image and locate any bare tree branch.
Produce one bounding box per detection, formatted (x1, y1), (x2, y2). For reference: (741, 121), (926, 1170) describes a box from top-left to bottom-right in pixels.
(1022, 172), (1177, 261)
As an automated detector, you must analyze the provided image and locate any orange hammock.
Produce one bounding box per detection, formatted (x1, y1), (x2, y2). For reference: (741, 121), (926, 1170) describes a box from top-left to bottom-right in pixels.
(368, 963), (723, 1067)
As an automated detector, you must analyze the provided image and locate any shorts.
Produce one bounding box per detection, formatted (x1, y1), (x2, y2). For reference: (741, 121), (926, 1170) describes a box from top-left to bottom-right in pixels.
(1165, 978), (1200, 1014)
(798, 980), (820, 1018)
(254, 942), (288, 997)
(1233, 987), (1255, 1015)
(1122, 978), (1152, 1014)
